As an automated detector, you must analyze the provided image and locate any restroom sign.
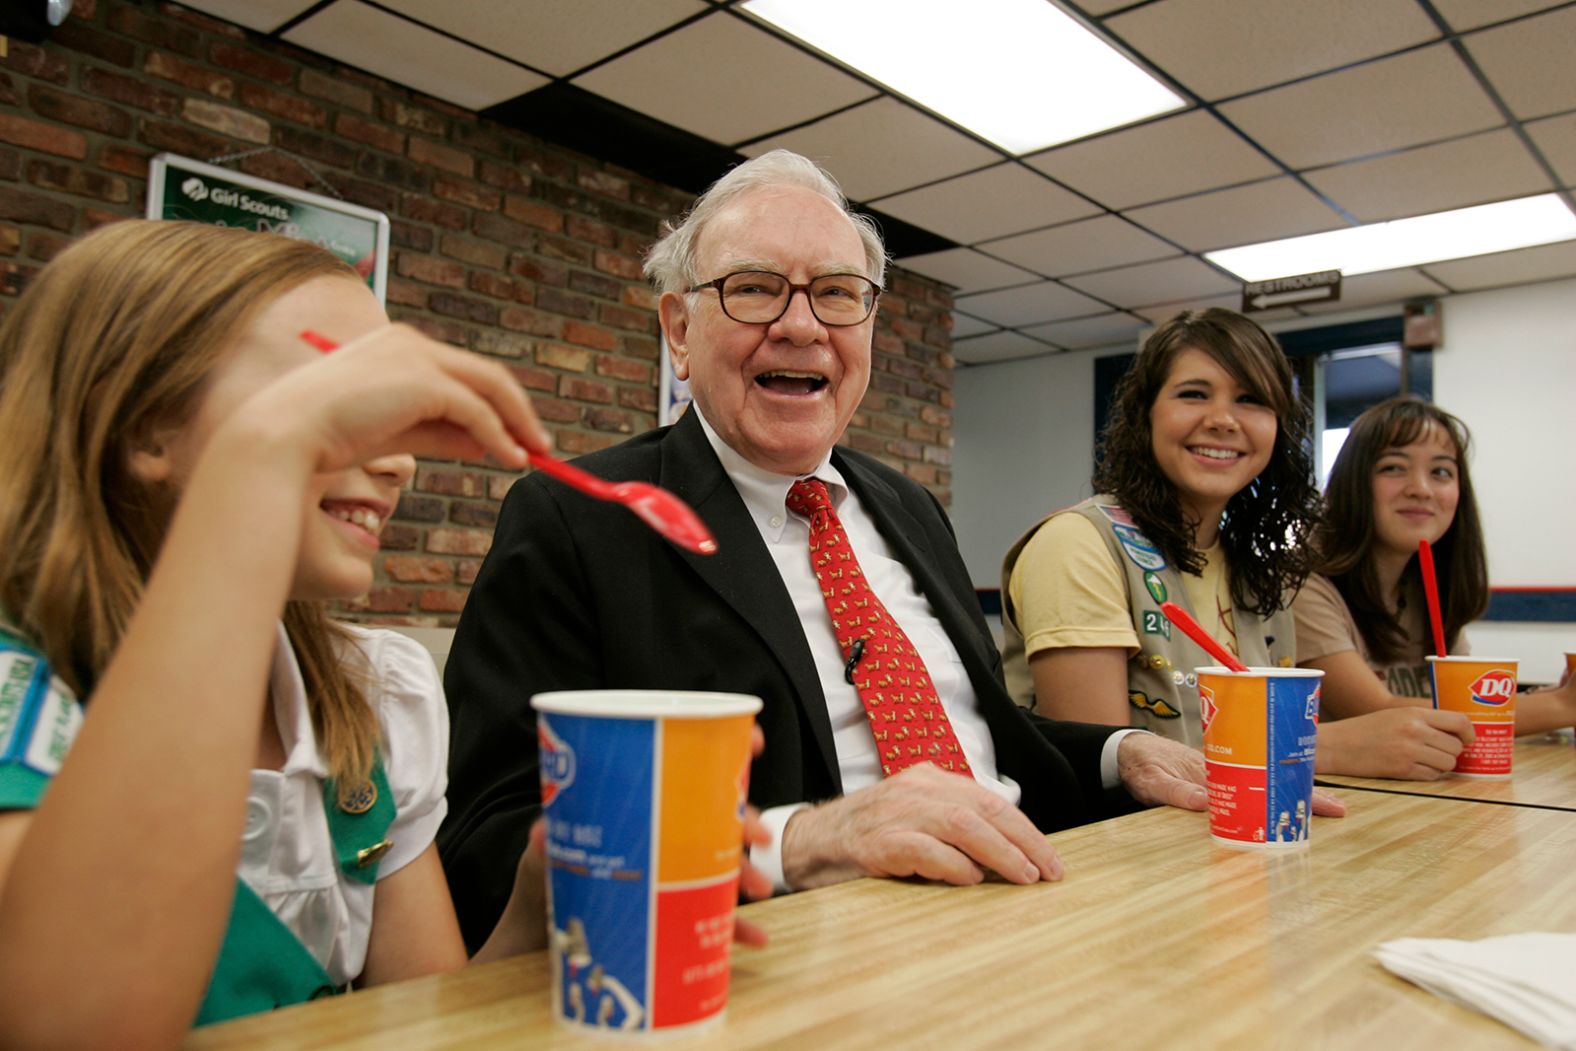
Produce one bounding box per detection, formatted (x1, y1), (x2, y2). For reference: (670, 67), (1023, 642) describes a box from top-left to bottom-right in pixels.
(1241, 270), (1341, 312)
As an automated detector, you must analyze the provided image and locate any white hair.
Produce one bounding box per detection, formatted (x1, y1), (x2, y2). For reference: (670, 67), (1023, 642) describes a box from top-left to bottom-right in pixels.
(642, 150), (889, 296)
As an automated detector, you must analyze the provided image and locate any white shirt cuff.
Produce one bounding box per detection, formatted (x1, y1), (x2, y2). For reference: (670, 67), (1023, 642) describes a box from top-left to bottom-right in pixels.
(1100, 728), (1147, 789)
(750, 803), (810, 895)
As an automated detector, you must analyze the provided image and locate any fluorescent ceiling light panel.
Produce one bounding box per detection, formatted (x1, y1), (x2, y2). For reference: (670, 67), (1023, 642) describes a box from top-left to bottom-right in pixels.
(741, 0), (1184, 155)
(1206, 194), (1576, 281)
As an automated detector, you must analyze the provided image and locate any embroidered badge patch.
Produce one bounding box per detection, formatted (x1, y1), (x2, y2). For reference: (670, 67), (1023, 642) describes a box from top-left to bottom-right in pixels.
(0, 650), (81, 779)
(1112, 524), (1167, 572)
(1129, 690), (1181, 719)
(1141, 609), (1172, 639)
(1143, 571), (1168, 604)
(1095, 504), (1137, 528)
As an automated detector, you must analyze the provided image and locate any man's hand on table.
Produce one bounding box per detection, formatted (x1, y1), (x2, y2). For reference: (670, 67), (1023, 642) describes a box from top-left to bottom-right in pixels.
(778, 763), (1063, 892)
(1117, 732), (1347, 817)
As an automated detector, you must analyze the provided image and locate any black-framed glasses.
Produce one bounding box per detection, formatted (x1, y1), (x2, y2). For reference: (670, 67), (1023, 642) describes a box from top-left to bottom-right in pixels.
(688, 270), (881, 326)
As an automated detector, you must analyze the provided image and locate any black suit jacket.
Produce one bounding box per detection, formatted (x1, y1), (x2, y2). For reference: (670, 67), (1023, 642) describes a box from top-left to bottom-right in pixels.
(438, 410), (1123, 950)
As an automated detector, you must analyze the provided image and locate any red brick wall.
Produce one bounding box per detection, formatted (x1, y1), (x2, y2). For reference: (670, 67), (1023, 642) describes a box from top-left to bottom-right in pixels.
(0, 0), (957, 625)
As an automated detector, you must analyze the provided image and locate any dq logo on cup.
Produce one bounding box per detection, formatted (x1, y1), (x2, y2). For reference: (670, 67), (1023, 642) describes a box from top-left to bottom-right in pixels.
(532, 690), (760, 1034)
(1469, 670), (1515, 707)
(1199, 668), (1322, 849)
(538, 721), (575, 804)
(1429, 657), (1517, 777)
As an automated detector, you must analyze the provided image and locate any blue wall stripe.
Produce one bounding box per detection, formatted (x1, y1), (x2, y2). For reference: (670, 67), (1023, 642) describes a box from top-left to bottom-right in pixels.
(976, 588), (1576, 623)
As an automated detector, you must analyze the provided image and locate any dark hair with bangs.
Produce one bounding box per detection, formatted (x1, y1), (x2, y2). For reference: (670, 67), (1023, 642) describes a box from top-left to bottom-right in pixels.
(1315, 395), (1487, 662)
(1091, 308), (1320, 615)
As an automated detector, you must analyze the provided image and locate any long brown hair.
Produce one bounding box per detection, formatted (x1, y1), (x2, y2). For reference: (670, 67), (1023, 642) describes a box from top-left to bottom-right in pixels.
(1315, 396), (1487, 662)
(1091, 308), (1319, 615)
(0, 220), (380, 783)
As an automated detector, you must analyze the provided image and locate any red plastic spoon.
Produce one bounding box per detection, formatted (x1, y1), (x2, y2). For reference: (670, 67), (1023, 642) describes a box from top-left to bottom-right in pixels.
(1418, 539), (1447, 657)
(1161, 601), (1249, 673)
(300, 330), (717, 556)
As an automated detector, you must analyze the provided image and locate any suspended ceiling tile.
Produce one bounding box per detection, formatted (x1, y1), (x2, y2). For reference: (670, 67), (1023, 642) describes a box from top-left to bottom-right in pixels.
(893, 248), (1041, 293)
(952, 330), (1059, 366)
(1063, 256), (1237, 308)
(1295, 269), (1449, 314)
(1106, 0), (1440, 101)
(1304, 129), (1555, 222)
(284, 1), (546, 111)
(1133, 294), (1301, 325)
(1021, 312), (1147, 350)
(953, 281), (1110, 327)
(1218, 45), (1503, 170)
(1424, 240), (1576, 291)
(376, 0), (705, 76)
(1525, 113), (1576, 186)
(573, 15), (874, 145)
(1124, 177), (1348, 252)
(737, 98), (1000, 202)
(1026, 109), (1279, 210)
(949, 311), (998, 339)
(1461, 6), (1576, 120)
(870, 163), (1100, 245)
(178, 0), (317, 32)
(981, 215), (1177, 277)
(1429, 0), (1566, 32)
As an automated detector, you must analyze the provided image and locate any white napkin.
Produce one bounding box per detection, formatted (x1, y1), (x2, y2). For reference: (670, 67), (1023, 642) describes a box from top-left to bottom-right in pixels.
(1375, 933), (1576, 1048)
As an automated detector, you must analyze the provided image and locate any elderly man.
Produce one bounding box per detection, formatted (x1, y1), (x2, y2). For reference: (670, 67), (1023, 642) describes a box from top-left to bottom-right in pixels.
(438, 150), (1224, 951)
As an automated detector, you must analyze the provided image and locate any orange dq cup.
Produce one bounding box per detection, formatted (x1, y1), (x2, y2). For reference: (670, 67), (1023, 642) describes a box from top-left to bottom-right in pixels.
(1427, 656), (1517, 778)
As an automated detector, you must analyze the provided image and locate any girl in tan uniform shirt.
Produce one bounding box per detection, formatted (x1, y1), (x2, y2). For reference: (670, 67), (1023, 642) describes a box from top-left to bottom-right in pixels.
(1003, 310), (1475, 779)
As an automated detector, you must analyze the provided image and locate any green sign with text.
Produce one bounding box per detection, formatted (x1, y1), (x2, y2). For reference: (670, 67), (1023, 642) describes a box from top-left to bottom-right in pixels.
(146, 153), (389, 303)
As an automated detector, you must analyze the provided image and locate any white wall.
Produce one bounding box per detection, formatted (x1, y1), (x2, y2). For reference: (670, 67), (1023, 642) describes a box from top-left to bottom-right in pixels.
(952, 347), (1109, 589)
(953, 277), (1576, 683)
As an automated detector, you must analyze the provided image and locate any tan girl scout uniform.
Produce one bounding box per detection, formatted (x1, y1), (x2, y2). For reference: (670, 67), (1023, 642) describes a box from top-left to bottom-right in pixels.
(0, 624), (447, 1026)
(1000, 498), (1294, 747)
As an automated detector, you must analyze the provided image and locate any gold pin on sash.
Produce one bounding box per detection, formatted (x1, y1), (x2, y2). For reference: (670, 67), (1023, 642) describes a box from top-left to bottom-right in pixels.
(337, 780), (377, 815)
(356, 839), (392, 868)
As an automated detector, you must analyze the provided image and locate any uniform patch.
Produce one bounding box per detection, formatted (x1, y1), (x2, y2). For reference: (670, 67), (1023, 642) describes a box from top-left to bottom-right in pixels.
(1112, 524), (1167, 572)
(1143, 571), (1167, 605)
(1140, 609), (1172, 639)
(0, 648), (82, 782)
(1095, 504), (1136, 528)
(1129, 690), (1181, 719)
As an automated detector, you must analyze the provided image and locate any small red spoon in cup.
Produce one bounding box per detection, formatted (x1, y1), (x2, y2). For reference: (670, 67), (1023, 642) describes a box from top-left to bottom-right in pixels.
(1161, 601), (1249, 673)
(300, 330), (717, 556)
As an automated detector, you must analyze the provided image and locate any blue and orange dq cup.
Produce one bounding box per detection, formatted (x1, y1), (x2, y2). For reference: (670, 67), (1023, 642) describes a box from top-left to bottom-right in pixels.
(532, 690), (761, 1034)
(1199, 667), (1322, 849)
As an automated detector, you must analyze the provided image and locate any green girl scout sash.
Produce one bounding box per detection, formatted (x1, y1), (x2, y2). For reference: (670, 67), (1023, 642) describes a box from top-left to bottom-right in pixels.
(0, 627), (396, 1028)
(194, 760), (396, 1026)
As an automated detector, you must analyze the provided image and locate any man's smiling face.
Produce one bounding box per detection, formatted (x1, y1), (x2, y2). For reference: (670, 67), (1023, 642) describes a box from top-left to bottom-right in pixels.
(660, 185), (875, 476)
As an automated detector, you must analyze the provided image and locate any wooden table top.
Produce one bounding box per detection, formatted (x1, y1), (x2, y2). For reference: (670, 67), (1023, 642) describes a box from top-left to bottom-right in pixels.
(1319, 733), (1576, 811)
(185, 789), (1576, 1050)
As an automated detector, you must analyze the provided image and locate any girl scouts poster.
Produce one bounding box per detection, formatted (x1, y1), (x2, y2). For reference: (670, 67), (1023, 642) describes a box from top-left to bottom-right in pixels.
(145, 153), (390, 305)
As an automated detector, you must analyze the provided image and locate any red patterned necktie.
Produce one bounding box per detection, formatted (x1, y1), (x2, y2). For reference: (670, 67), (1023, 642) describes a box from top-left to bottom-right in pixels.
(786, 478), (972, 778)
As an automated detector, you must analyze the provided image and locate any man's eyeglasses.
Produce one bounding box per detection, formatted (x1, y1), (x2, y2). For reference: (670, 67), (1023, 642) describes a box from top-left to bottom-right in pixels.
(688, 270), (881, 327)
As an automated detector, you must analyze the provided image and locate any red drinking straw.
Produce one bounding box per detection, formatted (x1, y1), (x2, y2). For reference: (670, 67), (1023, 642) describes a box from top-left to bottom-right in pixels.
(1160, 601), (1249, 673)
(1418, 539), (1448, 658)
